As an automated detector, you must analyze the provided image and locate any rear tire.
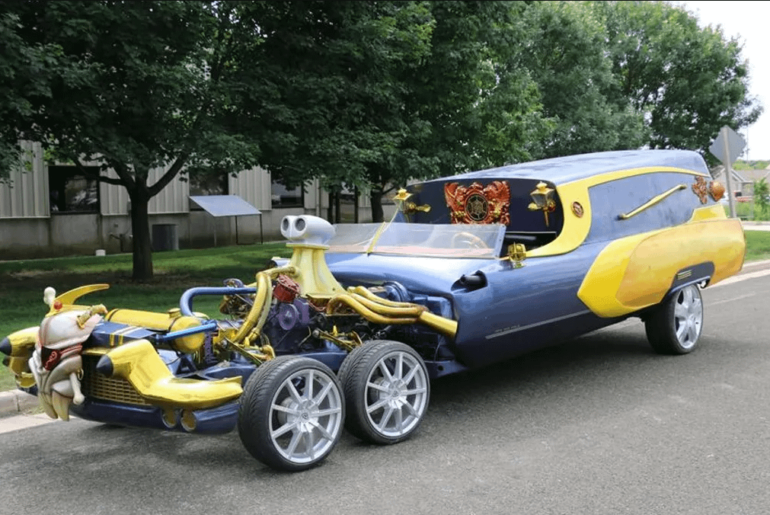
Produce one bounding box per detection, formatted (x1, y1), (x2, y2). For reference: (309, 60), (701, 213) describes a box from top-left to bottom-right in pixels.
(645, 284), (703, 355)
(238, 356), (344, 472)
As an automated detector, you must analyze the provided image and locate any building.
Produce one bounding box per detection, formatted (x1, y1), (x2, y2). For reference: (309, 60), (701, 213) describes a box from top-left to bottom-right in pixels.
(0, 142), (393, 259)
(711, 164), (770, 197)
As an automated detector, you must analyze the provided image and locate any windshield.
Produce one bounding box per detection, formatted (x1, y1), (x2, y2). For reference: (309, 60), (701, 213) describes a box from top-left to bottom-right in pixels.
(327, 222), (505, 258)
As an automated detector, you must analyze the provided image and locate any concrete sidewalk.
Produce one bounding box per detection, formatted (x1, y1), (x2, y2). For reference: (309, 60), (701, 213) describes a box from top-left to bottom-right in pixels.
(0, 389), (39, 417)
(743, 221), (770, 231)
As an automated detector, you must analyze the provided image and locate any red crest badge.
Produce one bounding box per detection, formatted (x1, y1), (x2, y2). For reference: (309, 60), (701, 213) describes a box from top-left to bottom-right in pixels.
(444, 181), (511, 225)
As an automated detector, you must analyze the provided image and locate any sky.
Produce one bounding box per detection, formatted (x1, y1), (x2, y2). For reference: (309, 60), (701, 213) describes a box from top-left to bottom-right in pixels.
(675, 1), (770, 160)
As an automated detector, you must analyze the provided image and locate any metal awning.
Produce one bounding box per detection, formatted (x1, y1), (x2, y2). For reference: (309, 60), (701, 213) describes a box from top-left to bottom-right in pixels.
(189, 195), (263, 245)
(189, 195), (261, 217)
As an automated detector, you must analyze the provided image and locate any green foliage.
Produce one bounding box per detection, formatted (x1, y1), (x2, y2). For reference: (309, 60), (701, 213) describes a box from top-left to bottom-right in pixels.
(0, 1), (265, 279)
(754, 178), (770, 220)
(745, 231), (770, 261)
(733, 160), (770, 171)
(593, 1), (762, 160)
(520, 2), (647, 159)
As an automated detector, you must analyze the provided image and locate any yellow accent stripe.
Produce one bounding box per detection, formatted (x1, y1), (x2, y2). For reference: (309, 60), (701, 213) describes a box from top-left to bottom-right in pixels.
(618, 184), (686, 220)
(528, 166), (709, 258)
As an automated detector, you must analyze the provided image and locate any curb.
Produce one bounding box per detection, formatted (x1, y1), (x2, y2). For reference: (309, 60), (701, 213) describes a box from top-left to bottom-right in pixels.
(0, 390), (38, 416)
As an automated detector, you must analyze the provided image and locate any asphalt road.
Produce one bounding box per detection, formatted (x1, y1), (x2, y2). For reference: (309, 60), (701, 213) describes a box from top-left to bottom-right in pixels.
(2, 267), (770, 515)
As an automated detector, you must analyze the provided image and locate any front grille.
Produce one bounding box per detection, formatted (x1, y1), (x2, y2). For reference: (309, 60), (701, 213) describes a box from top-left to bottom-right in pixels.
(81, 355), (149, 406)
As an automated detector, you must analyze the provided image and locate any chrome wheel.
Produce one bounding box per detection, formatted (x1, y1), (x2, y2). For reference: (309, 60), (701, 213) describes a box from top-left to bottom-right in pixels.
(269, 368), (343, 465)
(673, 285), (703, 350)
(238, 356), (344, 471)
(645, 283), (704, 355)
(365, 351), (428, 437)
(340, 340), (430, 444)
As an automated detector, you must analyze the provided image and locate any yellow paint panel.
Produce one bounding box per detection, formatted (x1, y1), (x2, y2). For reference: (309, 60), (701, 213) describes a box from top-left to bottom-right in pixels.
(579, 218), (745, 317)
(528, 166), (709, 258)
(104, 339), (242, 409)
(287, 245), (345, 297)
(4, 327), (39, 386)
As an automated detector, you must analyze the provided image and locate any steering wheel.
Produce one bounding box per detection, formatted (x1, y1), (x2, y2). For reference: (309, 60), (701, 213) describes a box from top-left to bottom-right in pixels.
(451, 231), (489, 250)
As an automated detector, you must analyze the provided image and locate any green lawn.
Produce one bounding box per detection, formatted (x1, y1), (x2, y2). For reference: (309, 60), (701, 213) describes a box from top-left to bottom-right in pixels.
(3, 232), (770, 392)
(745, 231), (770, 261)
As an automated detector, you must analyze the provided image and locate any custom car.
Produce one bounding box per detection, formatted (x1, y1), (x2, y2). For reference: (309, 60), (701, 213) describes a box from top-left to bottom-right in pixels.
(0, 149), (745, 471)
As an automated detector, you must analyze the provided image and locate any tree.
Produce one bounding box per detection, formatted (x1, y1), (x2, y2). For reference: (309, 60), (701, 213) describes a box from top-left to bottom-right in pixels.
(593, 1), (762, 156)
(754, 178), (769, 221)
(0, 11), (80, 178)
(228, 1), (438, 223)
(518, 1), (647, 159)
(1, 1), (260, 280)
(362, 1), (550, 220)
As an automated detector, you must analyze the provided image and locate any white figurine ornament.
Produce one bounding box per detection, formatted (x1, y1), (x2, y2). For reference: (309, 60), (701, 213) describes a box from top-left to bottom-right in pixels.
(29, 287), (106, 421)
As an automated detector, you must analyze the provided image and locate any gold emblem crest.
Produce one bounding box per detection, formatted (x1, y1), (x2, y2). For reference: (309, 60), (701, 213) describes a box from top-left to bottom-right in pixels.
(692, 176), (709, 204)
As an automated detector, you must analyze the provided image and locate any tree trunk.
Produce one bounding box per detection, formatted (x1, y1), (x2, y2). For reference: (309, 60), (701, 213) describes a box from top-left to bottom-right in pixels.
(370, 189), (384, 223)
(354, 187), (359, 224)
(327, 192), (335, 223)
(129, 190), (153, 281)
(334, 192), (341, 223)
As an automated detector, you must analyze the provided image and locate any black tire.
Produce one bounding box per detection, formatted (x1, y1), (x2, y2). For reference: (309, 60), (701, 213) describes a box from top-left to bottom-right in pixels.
(238, 356), (344, 472)
(645, 284), (704, 355)
(341, 340), (430, 445)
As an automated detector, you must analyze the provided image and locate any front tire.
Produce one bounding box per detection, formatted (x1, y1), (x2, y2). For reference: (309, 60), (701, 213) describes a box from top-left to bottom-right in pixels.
(340, 340), (429, 445)
(238, 356), (344, 472)
(645, 284), (703, 355)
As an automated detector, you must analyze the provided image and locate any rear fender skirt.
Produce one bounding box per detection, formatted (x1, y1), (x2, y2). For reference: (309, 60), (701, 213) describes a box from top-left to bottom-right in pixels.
(578, 219), (744, 318)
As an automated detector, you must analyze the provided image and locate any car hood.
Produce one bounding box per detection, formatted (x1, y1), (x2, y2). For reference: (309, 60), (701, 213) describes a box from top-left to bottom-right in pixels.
(325, 252), (500, 295)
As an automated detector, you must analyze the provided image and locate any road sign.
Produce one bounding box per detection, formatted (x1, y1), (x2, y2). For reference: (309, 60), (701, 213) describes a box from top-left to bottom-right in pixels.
(709, 126), (746, 219)
(709, 126), (746, 165)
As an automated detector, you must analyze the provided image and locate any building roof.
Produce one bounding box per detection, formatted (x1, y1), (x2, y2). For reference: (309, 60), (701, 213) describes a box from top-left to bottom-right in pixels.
(711, 166), (770, 185)
(428, 150), (710, 186)
(737, 169), (770, 183)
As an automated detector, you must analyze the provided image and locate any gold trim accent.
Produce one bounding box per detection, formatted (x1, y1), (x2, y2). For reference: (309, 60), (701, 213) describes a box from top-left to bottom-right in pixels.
(618, 184), (686, 220)
(507, 243), (527, 268)
(326, 287), (458, 337)
(404, 201), (431, 214)
(231, 265), (296, 345)
(49, 284), (110, 315)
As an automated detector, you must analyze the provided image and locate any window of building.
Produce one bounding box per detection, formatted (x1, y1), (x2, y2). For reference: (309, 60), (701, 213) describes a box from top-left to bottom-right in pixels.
(48, 166), (100, 214)
(189, 173), (229, 210)
(271, 181), (304, 208)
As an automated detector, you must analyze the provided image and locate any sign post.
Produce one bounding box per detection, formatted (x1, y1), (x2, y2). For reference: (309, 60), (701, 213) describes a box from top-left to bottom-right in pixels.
(709, 126), (746, 219)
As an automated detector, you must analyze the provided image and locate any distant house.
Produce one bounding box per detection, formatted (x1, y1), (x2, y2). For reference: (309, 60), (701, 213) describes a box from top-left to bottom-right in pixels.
(710, 165), (770, 197)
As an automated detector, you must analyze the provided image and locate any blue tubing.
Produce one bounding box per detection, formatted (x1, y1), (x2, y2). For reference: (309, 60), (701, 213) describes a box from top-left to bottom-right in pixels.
(154, 321), (219, 343)
(179, 287), (257, 317)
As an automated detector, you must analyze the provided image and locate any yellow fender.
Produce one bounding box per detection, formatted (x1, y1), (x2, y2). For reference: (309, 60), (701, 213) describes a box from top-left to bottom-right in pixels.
(2, 327), (39, 388)
(98, 339), (242, 409)
(579, 218), (745, 318)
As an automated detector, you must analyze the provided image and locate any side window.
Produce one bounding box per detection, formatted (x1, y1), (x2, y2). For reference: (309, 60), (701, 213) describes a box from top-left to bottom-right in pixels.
(48, 165), (100, 214)
(586, 172), (704, 243)
(271, 182), (304, 208)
